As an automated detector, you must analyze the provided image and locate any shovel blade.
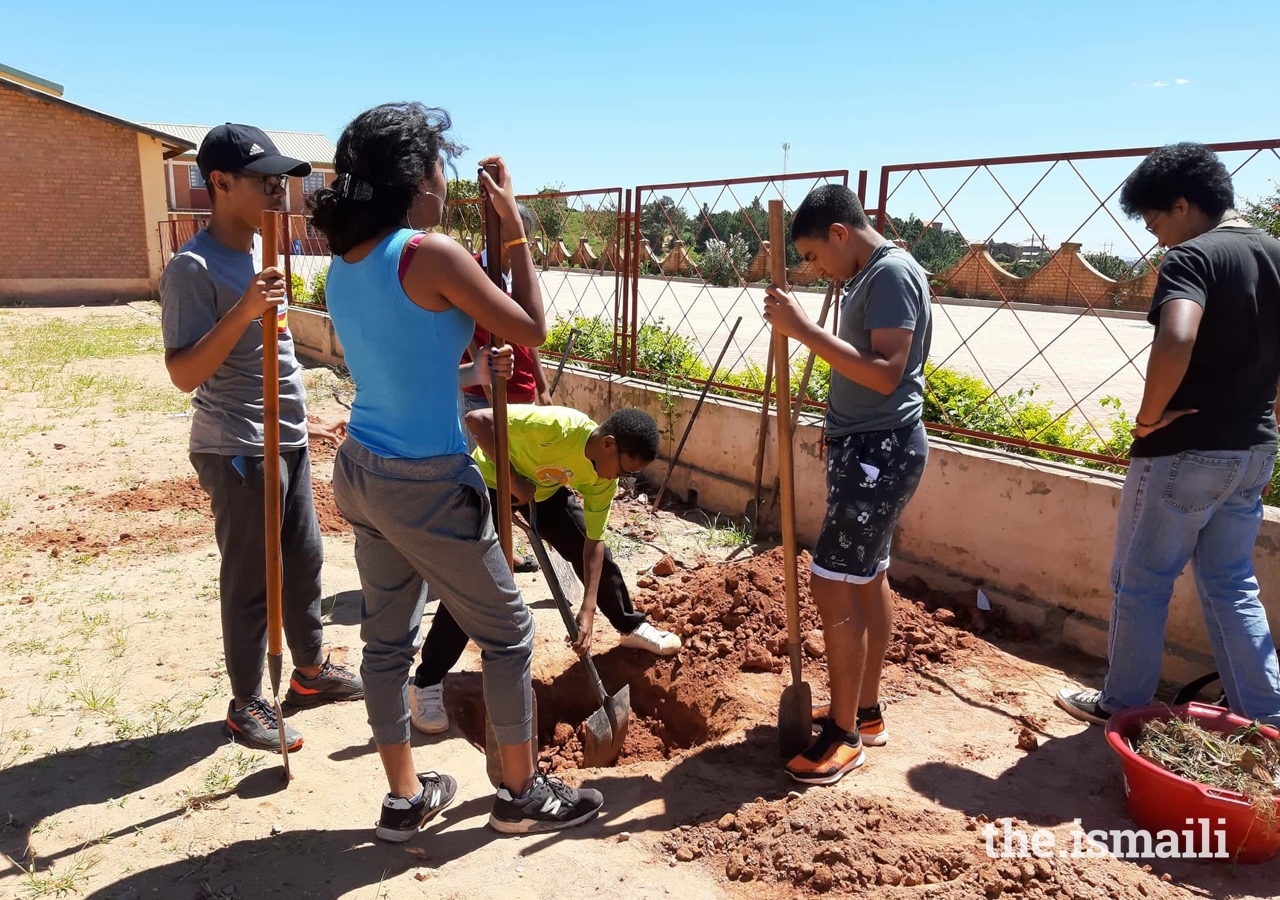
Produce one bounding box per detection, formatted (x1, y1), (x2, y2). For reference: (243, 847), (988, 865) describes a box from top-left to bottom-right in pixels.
(778, 680), (813, 759)
(582, 705), (619, 769)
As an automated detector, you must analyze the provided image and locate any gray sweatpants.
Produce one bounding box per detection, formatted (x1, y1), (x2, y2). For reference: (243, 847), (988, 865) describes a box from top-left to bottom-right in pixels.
(332, 437), (534, 746)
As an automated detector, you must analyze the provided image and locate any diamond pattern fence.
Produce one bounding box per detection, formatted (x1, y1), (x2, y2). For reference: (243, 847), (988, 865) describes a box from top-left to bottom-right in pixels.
(626, 170), (857, 405)
(875, 140), (1280, 467)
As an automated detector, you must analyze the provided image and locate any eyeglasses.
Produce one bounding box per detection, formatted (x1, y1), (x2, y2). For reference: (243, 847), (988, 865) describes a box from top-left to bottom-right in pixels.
(615, 443), (642, 477)
(1143, 210), (1166, 236)
(234, 172), (289, 195)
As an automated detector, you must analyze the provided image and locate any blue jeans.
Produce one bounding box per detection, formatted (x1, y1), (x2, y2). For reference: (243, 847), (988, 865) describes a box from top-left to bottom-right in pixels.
(1101, 447), (1280, 726)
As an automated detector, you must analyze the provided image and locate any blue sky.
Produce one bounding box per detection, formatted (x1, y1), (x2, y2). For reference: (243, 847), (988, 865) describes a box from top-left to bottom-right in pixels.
(5, 0), (1279, 250)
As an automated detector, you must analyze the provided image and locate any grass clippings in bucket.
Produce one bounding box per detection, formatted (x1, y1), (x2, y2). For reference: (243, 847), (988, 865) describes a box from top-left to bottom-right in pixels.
(1134, 717), (1280, 822)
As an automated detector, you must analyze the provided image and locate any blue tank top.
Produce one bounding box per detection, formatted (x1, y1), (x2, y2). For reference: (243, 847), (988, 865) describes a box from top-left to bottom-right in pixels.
(326, 229), (475, 459)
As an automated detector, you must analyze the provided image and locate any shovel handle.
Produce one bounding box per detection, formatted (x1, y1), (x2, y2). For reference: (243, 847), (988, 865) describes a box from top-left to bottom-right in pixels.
(521, 506), (611, 708)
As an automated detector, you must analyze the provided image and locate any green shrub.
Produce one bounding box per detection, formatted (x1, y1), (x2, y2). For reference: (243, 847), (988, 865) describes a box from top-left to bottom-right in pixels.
(698, 235), (750, 288)
(289, 273), (310, 306)
(311, 266), (328, 307)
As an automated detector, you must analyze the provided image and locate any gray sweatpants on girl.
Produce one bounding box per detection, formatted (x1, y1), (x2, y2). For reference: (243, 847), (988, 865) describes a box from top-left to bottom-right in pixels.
(332, 437), (534, 746)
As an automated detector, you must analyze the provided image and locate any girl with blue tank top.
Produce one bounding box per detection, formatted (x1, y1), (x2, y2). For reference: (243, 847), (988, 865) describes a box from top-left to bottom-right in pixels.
(308, 102), (604, 842)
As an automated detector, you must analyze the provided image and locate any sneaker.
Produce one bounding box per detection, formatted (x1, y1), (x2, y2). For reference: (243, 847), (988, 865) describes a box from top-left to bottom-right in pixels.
(223, 698), (303, 753)
(786, 720), (865, 786)
(375, 772), (458, 842)
(285, 655), (364, 708)
(811, 703), (889, 747)
(488, 773), (604, 834)
(618, 621), (682, 656)
(410, 683), (449, 735)
(1055, 688), (1111, 725)
(513, 554), (541, 574)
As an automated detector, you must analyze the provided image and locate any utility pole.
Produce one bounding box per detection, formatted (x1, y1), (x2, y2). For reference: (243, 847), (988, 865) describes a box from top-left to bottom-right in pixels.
(782, 142), (790, 205)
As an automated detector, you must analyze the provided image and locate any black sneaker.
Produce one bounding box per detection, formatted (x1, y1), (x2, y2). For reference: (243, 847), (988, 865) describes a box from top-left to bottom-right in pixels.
(285, 655), (364, 708)
(223, 698), (303, 752)
(1055, 688), (1112, 725)
(375, 772), (458, 843)
(488, 774), (603, 834)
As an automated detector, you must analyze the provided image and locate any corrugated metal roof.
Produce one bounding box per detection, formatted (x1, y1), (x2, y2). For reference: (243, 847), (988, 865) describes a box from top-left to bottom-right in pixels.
(142, 123), (335, 166)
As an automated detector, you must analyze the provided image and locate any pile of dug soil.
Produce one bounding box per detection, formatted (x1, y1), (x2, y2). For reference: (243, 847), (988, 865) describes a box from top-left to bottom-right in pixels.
(661, 796), (1184, 899)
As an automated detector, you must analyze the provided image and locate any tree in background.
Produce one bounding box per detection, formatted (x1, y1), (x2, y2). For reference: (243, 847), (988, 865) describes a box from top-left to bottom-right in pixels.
(526, 185), (569, 246)
(1242, 182), (1280, 237)
(885, 214), (967, 274)
(1084, 251), (1139, 281)
(640, 196), (691, 254)
(445, 178), (482, 248)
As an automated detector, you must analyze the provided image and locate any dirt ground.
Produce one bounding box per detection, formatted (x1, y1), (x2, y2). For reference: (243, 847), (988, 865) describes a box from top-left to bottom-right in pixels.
(0, 306), (1275, 899)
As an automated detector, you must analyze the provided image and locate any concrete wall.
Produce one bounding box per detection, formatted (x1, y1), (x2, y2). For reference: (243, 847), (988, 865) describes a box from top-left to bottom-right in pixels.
(288, 306), (1280, 684)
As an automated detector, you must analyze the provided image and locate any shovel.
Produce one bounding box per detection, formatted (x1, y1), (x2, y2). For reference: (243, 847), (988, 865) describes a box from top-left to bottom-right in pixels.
(516, 504), (630, 768)
(767, 200), (813, 759)
(260, 211), (291, 782)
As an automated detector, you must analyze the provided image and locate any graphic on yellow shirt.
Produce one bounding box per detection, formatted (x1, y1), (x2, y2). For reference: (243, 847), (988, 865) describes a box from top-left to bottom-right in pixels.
(535, 465), (573, 487)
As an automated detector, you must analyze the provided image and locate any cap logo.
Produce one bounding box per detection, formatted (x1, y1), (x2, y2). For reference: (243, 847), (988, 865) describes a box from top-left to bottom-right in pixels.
(248, 143), (265, 155)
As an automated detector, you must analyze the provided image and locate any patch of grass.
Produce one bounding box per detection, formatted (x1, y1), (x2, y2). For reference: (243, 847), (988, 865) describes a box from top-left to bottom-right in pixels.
(69, 682), (118, 715)
(701, 513), (752, 549)
(76, 610), (111, 640)
(110, 686), (218, 740)
(0, 315), (162, 371)
(108, 436), (128, 448)
(10, 848), (100, 898)
(603, 531), (643, 560)
(0, 496), (13, 518)
(27, 692), (61, 717)
(107, 623), (129, 659)
(7, 637), (50, 656)
(182, 748), (265, 809)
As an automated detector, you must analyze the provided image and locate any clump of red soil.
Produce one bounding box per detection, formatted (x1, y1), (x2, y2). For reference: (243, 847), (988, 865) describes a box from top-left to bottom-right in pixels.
(450, 548), (1025, 773)
(308, 480), (349, 535)
(662, 799), (1184, 899)
(631, 548), (1005, 694)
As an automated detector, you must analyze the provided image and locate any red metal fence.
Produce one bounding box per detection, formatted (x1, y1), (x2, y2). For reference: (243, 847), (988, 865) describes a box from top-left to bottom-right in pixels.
(156, 138), (1280, 468)
(876, 139), (1280, 465)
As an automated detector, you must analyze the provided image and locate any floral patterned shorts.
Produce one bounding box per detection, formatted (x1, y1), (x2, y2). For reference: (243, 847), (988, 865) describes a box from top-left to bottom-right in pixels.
(811, 422), (928, 583)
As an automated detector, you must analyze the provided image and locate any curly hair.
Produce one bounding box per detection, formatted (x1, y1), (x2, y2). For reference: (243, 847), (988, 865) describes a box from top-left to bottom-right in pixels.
(790, 184), (870, 241)
(1119, 143), (1234, 220)
(602, 408), (660, 463)
(307, 103), (465, 255)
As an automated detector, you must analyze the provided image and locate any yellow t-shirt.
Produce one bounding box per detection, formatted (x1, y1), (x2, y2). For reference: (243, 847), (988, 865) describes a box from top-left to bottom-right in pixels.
(473, 405), (617, 541)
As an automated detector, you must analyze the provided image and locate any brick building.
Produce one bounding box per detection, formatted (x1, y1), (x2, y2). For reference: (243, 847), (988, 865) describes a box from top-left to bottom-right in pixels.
(0, 64), (193, 304)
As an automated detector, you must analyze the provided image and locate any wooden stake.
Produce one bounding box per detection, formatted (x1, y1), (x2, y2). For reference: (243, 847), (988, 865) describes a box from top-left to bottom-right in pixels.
(481, 166), (514, 570)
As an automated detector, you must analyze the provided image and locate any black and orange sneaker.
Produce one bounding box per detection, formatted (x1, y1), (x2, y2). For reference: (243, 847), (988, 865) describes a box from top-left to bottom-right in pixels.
(811, 703), (889, 747)
(284, 655), (364, 709)
(224, 698), (303, 752)
(786, 721), (865, 786)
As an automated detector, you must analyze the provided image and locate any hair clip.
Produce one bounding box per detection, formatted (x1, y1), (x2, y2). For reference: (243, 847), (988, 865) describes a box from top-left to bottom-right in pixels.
(334, 173), (374, 201)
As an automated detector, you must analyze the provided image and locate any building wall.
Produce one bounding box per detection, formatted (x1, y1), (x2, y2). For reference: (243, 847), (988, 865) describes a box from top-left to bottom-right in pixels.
(0, 87), (154, 302)
(136, 134), (171, 291)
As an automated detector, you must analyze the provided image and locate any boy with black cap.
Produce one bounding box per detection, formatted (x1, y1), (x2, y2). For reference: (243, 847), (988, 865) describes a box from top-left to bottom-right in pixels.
(160, 124), (362, 752)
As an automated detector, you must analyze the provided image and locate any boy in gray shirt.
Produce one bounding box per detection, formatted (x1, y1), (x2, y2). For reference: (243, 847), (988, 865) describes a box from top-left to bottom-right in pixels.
(763, 184), (932, 785)
(160, 124), (361, 752)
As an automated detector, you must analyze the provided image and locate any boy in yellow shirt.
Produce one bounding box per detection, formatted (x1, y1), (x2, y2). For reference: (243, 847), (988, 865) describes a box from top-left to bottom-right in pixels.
(409, 406), (682, 733)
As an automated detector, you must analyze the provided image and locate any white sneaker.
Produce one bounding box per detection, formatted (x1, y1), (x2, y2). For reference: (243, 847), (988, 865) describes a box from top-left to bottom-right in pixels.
(410, 683), (449, 734)
(618, 621), (682, 656)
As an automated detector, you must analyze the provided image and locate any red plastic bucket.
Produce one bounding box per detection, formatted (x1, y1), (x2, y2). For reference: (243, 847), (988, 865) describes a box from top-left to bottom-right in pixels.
(1105, 702), (1280, 864)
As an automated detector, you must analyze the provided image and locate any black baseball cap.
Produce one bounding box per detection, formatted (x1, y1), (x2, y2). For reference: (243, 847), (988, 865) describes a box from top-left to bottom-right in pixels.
(197, 124), (312, 180)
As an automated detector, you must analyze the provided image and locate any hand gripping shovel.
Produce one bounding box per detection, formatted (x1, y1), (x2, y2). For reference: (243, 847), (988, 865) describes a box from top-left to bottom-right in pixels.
(767, 200), (812, 759)
(517, 504), (630, 767)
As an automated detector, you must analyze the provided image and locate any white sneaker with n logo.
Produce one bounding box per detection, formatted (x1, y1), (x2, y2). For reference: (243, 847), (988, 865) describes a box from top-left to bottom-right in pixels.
(488, 773), (603, 834)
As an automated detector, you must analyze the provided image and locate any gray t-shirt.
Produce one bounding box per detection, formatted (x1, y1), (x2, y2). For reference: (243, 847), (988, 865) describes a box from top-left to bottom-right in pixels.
(825, 243), (933, 437)
(159, 229), (308, 455)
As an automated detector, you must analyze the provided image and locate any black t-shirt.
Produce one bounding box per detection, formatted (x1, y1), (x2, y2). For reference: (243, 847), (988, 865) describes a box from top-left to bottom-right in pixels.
(1130, 226), (1280, 458)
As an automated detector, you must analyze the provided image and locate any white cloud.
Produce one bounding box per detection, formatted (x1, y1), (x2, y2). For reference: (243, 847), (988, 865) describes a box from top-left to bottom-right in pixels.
(1133, 77), (1189, 89)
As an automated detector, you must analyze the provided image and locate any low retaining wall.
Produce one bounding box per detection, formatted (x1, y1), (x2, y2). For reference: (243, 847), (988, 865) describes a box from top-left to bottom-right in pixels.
(289, 305), (1280, 686)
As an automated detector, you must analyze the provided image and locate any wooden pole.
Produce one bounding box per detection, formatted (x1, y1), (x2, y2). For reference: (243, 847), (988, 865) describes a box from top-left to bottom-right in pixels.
(769, 199), (809, 756)
(260, 210), (290, 780)
(481, 165), (514, 570)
